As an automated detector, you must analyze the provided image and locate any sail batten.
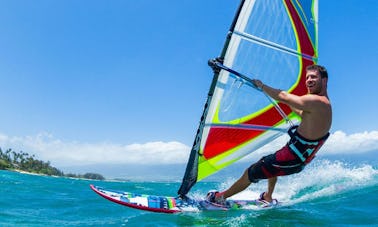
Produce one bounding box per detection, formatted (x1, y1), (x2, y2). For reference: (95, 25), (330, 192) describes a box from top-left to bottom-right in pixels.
(205, 123), (288, 133)
(178, 0), (318, 197)
(233, 31), (317, 60)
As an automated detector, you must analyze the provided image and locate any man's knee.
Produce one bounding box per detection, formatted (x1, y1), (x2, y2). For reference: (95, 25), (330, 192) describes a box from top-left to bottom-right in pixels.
(246, 165), (260, 183)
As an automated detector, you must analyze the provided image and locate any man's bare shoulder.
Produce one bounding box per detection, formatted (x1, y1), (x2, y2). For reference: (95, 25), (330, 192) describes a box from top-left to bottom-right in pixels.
(302, 94), (330, 104)
(299, 94), (331, 114)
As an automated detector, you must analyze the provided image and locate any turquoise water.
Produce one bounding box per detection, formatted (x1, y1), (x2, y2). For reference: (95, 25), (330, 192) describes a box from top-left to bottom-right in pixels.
(1, 159), (377, 226)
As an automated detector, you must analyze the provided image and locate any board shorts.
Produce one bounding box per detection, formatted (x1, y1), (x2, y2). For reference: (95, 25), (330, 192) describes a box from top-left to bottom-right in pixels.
(247, 126), (329, 183)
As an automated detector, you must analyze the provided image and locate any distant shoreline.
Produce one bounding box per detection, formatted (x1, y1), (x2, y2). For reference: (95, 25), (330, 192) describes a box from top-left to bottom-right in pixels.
(9, 168), (48, 176)
(3, 168), (106, 181)
(0, 147), (105, 180)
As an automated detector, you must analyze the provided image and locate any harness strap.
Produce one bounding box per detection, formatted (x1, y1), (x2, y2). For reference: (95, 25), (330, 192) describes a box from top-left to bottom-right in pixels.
(287, 126), (329, 163)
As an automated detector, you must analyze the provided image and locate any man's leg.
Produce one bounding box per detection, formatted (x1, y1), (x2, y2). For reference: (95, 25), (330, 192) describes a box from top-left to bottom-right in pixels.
(220, 169), (251, 199)
(263, 177), (277, 202)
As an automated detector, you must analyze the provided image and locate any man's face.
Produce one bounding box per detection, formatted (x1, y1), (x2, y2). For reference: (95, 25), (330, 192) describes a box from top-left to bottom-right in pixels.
(306, 69), (324, 94)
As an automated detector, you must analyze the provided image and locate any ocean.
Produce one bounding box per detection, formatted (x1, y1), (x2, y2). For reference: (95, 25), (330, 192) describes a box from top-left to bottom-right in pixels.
(1, 158), (377, 226)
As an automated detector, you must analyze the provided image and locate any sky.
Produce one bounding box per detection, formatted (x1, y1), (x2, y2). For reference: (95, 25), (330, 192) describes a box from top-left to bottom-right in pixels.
(0, 0), (377, 174)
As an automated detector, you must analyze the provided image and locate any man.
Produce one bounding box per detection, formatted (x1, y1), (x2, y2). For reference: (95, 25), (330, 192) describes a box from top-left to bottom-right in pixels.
(207, 64), (332, 204)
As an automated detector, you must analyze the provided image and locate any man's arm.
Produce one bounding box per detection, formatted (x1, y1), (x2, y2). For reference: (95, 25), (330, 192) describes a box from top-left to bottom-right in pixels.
(252, 79), (312, 113)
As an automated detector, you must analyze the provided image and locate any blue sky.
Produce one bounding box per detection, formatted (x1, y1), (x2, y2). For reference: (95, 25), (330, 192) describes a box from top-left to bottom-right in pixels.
(0, 0), (377, 171)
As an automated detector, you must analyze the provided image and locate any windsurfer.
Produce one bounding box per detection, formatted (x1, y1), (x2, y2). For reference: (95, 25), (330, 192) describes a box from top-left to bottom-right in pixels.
(207, 64), (332, 204)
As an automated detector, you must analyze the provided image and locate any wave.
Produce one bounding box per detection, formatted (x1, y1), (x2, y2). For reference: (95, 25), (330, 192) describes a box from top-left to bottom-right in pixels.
(207, 159), (378, 206)
(283, 160), (377, 204)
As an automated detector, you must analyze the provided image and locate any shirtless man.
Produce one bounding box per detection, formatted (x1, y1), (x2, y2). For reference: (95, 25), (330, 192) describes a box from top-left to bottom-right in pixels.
(207, 64), (332, 204)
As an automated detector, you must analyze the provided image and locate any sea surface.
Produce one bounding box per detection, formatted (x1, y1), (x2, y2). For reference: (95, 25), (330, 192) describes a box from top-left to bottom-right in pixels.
(1, 158), (377, 226)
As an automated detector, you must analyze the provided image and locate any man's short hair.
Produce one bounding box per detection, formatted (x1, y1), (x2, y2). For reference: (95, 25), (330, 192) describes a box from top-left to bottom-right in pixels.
(306, 64), (328, 78)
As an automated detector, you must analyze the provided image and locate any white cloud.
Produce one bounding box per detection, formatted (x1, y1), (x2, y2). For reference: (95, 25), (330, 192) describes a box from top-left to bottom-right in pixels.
(0, 130), (377, 167)
(321, 130), (378, 155)
(0, 132), (190, 167)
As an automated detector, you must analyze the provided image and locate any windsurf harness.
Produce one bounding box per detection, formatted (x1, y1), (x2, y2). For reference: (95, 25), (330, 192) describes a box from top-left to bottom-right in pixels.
(288, 125), (329, 164)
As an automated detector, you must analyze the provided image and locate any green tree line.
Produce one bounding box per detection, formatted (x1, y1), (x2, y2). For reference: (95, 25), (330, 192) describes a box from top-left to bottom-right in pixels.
(0, 147), (104, 180)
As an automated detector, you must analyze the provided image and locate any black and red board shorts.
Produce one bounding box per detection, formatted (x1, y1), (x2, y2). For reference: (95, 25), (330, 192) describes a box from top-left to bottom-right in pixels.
(247, 143), (305, 182)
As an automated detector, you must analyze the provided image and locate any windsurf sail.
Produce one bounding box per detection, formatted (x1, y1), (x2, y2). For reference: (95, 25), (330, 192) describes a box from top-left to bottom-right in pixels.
(178, 0), (319, 196)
